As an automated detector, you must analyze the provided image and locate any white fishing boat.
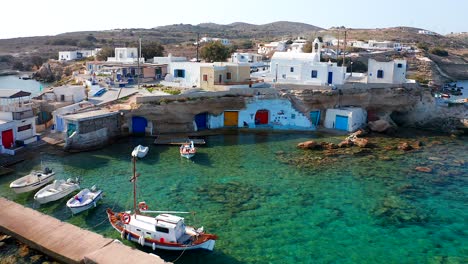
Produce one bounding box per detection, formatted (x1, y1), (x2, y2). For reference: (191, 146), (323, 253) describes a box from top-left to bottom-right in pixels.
(106, 148), (217, 251)
(179, 141), (196, 159)
(34, 178), (80, 204)
(131, 145), (149, 158)
(9, 168), (55, 194)
(66, 185), (103, 215)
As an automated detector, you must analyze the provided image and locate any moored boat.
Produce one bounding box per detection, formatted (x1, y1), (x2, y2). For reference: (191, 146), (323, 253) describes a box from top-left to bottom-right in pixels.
(34, 178), (80, 204)
(9, 168), (55, 194)
(66, 185), (102, 215)
(131, 145), (149, 158)
(106, 148), (217, 251)
(179, 141), (196, 159)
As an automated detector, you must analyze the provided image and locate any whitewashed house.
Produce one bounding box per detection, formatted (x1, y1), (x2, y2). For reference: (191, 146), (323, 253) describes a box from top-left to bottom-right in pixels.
(0, 90), (38, 152)
(107, 48), (144, 63)
(257, 41), (287, 55)
(288, 38), (307, 53)
(324, 107), (367, 132)
(199, 37), (230, 46)
(270, 38), (346, 85)
(367, 59), (407, 84)
(153, 54), (187, 64)
(59, 49), (101, 61)
(43, 85), (86, 104)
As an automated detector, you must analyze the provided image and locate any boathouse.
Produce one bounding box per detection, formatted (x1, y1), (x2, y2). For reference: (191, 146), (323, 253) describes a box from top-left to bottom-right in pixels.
(324, 107), (367, 132)
(62, 109), (121, 150)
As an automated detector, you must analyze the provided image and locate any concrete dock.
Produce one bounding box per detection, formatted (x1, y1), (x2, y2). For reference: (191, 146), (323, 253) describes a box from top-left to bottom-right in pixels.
(0, 198), (168, 264)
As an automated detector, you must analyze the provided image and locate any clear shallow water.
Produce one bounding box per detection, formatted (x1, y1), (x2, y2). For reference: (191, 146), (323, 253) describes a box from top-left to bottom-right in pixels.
(0, 132), (466, 264)
(0, 75), (46, 96)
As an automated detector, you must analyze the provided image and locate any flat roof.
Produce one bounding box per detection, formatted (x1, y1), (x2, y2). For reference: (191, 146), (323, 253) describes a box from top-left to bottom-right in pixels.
(0, 90), (31, 98)
(63, 109), (119, 122)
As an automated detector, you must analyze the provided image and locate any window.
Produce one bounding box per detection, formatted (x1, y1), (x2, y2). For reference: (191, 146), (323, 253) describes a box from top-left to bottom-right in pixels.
(377, 70), (384, 78)
(397, 63), (403, 68)
(226, 72), (232, 80)
(156, 226), (169, 233)
(203, 74), (208, 81)
(174, 69), (185, 78)
(18, 124), (31, 132)
(290, 67), (294, 73)
(311, 70), (318, 78)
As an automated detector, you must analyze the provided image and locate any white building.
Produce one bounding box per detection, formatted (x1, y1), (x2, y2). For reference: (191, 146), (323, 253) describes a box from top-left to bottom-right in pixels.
(0, 90), (38, 152)
(162, 62), (211, 88)
(270, 38), (346, 85)
(59, 49), (101, 61)
(43, 85), (86, 103)
(107, 48), (144, 63)
(199, 37), (230, 46)
(418, 30), (437, 35)
(367, 59), (407, 84)
(288, 38), (307, 53)
(324, 107), (367, 132)
(153, 54), (187, 64)
(257, 41), (287, 55)
(230, 53), (264, 67)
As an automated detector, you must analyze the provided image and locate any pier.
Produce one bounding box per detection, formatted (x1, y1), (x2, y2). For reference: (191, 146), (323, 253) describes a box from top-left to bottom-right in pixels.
(0, 198), (167, 264)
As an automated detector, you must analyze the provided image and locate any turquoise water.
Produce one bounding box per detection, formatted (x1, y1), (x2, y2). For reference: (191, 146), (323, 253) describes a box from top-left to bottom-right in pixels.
(0, 132), (467, 263)
(0, 75), (46, 96)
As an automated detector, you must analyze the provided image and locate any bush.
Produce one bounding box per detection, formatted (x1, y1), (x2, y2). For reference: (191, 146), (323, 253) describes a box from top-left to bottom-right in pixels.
(429, 47), (449, 56)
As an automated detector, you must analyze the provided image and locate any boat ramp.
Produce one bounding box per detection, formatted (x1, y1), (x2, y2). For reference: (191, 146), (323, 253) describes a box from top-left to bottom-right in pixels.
(0, 197), (168, 264)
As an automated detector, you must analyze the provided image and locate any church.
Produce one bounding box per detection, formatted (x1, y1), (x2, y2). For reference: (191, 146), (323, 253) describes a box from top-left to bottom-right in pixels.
(269, 38), (346, 86)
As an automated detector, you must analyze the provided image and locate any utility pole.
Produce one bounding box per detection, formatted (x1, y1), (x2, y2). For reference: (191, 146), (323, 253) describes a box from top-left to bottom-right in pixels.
(138, 37), (141, 88)
(196, 32), (200, 62)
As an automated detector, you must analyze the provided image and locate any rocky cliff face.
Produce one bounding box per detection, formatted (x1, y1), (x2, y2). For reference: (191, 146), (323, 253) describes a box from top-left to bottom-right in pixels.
(128, 96), (247, 134)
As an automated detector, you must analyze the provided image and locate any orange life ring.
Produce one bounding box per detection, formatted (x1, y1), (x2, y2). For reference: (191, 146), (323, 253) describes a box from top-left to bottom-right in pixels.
(138, 202), (148, 211)
(122, 213), (131, 224)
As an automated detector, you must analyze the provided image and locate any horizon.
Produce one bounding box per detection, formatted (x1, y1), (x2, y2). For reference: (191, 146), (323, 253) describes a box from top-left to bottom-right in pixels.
(2, 0), (467, 39)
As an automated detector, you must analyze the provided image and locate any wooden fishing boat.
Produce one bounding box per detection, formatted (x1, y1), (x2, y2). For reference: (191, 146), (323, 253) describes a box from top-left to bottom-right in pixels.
(179, 141), (196, 159)
(106, 149), (217, 251)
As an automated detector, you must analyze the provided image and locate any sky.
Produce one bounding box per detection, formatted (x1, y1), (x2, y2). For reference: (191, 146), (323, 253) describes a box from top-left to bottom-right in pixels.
(1, 0), (467, 39)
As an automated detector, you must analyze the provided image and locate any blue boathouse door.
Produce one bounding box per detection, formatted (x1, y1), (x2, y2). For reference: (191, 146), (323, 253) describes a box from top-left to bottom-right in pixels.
(327, 72), (333, 84)
(132, 116), (147, 135)
(335, 115), (348, 131)
(195, 113), (208, 130)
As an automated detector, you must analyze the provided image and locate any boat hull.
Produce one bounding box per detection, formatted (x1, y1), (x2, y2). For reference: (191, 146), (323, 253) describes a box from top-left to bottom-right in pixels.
(34, 182), (80, 204)
(10, 172), (56, 194)
(106, 209), (217, 251)
(67, 190), (102, 214)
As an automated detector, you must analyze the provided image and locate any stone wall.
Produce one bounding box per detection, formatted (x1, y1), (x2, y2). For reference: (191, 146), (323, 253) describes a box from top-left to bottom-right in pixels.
(77, 114), (121, 137)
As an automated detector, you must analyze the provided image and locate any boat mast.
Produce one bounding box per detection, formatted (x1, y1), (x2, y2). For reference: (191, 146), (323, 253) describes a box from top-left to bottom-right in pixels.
(132, 156), (138, 215)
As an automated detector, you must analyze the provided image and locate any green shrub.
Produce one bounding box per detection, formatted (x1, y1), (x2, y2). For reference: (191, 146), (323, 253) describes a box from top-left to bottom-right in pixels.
(429, 47), (449, 56)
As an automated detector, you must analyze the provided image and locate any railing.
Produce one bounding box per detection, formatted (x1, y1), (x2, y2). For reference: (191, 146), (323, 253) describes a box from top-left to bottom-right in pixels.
(0, 102), (34, 112)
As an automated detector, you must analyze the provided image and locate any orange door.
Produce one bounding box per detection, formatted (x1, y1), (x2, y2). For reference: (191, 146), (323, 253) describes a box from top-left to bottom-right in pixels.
(224, 111), (239, 127)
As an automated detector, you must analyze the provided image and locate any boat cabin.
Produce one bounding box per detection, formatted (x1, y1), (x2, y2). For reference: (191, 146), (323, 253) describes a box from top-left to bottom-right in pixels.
(129, 213), (187, 244)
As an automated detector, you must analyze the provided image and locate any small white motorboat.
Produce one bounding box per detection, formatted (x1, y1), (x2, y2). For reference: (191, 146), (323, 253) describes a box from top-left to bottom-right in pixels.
(131, 145), (149, 158)
(66, 185), (103, 215)
(34, 178), (80, 204)
(10, 168), (55, 194)
(180, 141), (196, 159)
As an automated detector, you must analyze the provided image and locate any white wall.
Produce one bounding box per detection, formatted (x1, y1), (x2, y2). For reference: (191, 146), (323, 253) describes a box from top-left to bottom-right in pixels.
(368, 59), (407, 84)
(59, 51), (77, 61)
(208, 113), (224, 129)
(324, 108), (367, 132)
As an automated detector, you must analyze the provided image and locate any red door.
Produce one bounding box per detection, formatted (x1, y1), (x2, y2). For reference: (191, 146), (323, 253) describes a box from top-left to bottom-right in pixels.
(2, 129), (13, 148)
(255, 110), (269, 125)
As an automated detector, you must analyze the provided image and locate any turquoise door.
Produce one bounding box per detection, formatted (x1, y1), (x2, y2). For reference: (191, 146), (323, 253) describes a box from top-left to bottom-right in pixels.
(335, 115), (348, 131)
(309, 111), (320, 126)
